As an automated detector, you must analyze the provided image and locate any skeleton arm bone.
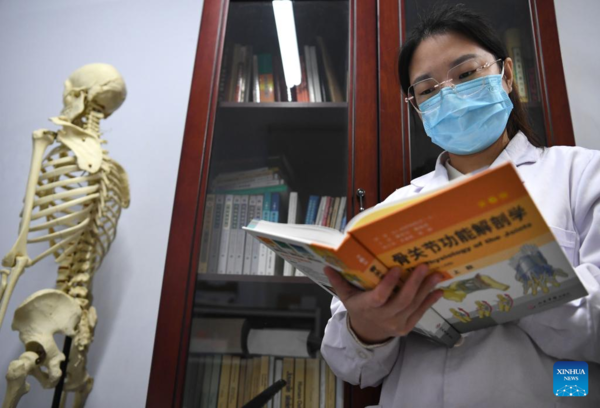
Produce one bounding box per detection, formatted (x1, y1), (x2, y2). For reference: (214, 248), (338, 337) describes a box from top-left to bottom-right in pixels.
(0, 130), (55, 329)
(2, 129), (55, 268)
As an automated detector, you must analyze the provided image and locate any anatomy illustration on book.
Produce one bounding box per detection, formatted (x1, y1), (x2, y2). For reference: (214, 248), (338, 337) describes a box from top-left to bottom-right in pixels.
(0, 63), (129, 408)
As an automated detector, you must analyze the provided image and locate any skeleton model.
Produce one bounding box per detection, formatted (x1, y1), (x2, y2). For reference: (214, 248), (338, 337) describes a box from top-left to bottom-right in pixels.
(0, 63), (129, 408)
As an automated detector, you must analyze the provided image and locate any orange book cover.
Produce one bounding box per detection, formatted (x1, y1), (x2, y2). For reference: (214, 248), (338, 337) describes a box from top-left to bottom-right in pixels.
(244, 163), (587, 341)
(258, 54), (275, 102)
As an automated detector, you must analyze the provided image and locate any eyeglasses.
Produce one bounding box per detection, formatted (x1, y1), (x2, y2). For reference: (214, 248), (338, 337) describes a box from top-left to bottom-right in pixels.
(405, 58), (504, 114)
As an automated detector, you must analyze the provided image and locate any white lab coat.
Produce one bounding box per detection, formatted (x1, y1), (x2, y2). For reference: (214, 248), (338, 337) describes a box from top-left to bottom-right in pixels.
(321, 133), (600, 407)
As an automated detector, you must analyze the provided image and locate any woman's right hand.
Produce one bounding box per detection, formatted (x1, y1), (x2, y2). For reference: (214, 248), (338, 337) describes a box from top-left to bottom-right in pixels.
(324, 264), (445, 344)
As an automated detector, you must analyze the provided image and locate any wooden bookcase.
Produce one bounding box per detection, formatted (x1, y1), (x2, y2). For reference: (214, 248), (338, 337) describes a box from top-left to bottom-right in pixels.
(146, 1), (573, 407)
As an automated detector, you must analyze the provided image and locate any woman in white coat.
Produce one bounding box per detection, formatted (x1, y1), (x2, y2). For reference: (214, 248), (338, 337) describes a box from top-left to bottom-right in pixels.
(321, 4), (600, 407)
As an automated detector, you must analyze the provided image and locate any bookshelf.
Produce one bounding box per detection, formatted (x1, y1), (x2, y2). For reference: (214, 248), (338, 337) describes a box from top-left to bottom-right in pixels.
(148, 0), (575, 407)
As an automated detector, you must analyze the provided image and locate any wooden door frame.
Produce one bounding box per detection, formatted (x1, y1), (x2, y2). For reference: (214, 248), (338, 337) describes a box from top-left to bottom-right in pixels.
(146, 0), (379, 406)
(146, 0), (229, 406)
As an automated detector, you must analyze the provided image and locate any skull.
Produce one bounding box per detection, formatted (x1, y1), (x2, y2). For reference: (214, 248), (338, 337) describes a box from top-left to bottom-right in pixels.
(61, 63), (127, 121)
(12, 289), (82, 386)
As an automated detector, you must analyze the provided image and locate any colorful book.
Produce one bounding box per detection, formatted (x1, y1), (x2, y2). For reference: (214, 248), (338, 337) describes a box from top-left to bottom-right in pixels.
(328, 197), (340, 228)
(227, 356), (241, 408)
(214, 167), (276, 183)
(321, 196), (333, 227)
(273, 358), (284, 408)
(334, 197), (347, 231)
(305, 358), (320, 408)
(243, 163), (588, 346)
(293, 358), (305, 408)
(199, 194), (216, 274)
(305, 195), (320, 225)
(250, 194), (265, 275)
(316, 37), (344, 102)
(234, 195), (249, 274)
(214, 183), (288, 196)
(243, 195), (258, 274)
(217, 195), (234, 274)
(335, 375), (343, 408)
(226, 195), (242, 274)
(226, 44), (242, 102)
(234, 46), (247, 103)
(238, 359), (248, 407)
(183, 357), (200, 408)
(314, 197), (326, 226)
(207, 195), (225, 273)
(325, 362), (335, 408)
(304, 45), (316, 102)
(259, 355), (270, 399)
(258, 193), (272, 275)
(200, 355), (214, 408)
(281, 358), (295, 408)
(208, 355), (222, 408)
(251, 357), (263, 401)
(267, 356), (276, 408)
(319, 359), (326, 408)
(219, 44), (232, 102)
(309, 46), (323, 102)
(266, 193), (281, 275)
(284, 192), (299, 276)
(243, 357), (255, 405)
(243, 46), (253, 102)
(253, 55), (261, 102)
(258, 54), (275, 102)
(217, 355), (232, 408)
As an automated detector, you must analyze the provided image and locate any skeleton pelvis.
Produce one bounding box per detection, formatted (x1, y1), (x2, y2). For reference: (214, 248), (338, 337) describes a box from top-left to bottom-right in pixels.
(12, 289), (82, 385)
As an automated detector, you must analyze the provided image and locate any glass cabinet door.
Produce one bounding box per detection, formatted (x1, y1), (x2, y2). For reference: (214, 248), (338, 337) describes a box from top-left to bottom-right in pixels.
(183, 1), (350, 407)
(403, 0), (550, 179)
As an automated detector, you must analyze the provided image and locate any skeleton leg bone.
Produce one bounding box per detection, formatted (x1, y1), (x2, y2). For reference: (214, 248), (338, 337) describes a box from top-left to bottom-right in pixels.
(72, 377), (93, 408)
(2, 352), (38, 408)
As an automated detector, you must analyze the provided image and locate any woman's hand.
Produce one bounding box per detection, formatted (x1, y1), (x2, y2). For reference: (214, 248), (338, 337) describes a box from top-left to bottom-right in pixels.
(324, 264), (445, 344)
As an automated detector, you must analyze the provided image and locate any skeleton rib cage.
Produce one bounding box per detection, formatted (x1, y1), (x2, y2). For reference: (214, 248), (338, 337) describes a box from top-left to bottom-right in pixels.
(26, 141), (130, 286)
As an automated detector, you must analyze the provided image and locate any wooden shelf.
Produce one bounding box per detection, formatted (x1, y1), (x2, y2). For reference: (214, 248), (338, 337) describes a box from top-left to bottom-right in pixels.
(219, 102), (347, 109)
(197, 273), (313, 284)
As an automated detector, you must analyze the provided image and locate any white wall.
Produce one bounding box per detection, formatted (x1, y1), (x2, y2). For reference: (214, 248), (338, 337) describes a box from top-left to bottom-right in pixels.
(554, 0), (600, 150)
(0, 0), (203, 407)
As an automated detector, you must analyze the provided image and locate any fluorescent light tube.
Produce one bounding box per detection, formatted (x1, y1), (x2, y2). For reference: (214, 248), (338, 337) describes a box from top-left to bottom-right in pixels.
(273, 0), (302, 88)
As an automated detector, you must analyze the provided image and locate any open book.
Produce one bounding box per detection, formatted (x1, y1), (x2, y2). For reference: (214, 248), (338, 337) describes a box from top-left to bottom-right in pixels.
(243, 163), (588, 347)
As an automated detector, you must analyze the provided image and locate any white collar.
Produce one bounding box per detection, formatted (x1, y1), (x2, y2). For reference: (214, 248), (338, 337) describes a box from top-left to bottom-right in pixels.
(411, 132), (540, 191)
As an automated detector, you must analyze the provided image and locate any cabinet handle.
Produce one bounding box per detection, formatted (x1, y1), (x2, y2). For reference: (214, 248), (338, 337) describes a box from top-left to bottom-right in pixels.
(356, 188), (366, 212)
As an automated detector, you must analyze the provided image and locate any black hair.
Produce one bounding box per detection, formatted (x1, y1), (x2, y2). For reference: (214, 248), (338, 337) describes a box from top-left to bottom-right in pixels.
(398, 3), (543, 147)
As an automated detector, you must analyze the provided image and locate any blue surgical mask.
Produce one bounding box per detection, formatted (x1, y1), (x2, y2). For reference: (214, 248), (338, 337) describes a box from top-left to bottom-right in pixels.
(420, 74), (513, 155)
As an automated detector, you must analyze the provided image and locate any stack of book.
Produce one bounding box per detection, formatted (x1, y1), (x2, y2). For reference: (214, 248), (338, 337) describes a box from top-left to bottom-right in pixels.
(219, 37), (343, 103)
(183, 354), (342, 408)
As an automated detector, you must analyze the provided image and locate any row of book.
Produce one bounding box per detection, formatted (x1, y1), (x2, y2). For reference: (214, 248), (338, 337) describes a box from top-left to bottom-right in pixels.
(198, 192), (285, 275)
(284, 195), (347, 277)
(218, 37), (343, 103)
(198, 191), (348, 276)
(183, 355), (343, 408)
(198, 167), (349, 276)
